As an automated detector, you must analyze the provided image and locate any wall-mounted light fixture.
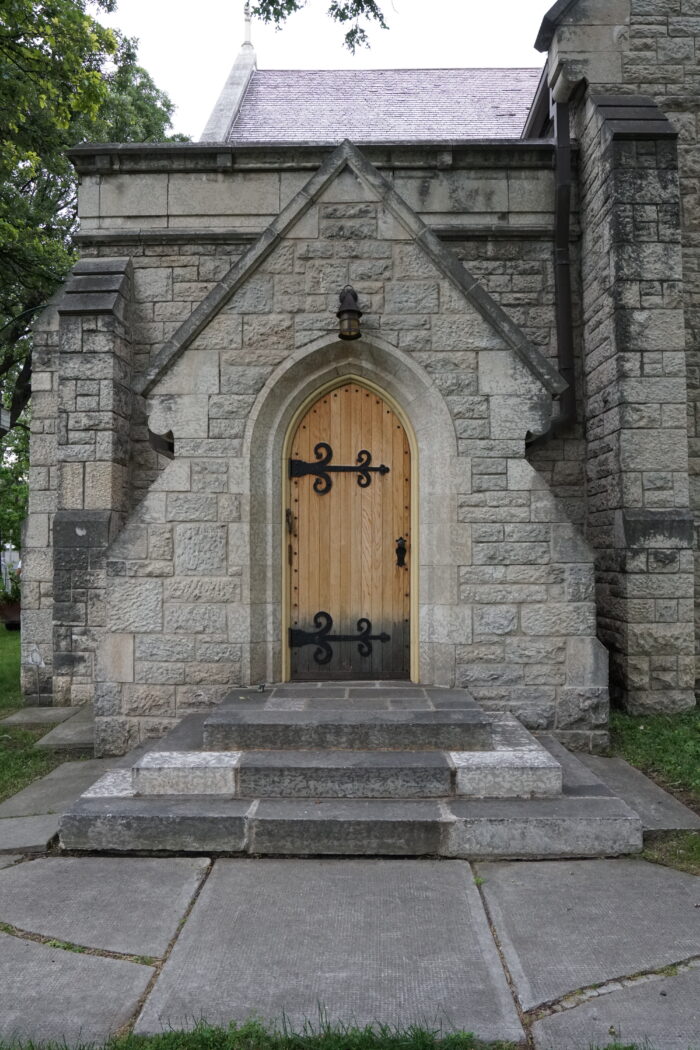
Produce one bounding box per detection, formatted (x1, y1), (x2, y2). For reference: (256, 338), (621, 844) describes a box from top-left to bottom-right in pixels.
(337, 285), (362, 340)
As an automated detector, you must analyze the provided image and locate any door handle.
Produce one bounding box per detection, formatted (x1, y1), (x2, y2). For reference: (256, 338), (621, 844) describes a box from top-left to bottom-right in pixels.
(396, 536), (407, 568)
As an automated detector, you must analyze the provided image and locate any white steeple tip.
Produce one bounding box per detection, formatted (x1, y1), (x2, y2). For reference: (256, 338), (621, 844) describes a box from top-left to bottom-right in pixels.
(243, 1), (253, 48)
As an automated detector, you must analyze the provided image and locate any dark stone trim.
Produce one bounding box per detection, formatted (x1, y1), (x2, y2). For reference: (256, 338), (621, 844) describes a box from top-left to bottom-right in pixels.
(591, 94), (677, 141)
(53, 509), (115, 549)
(57, 257), (131, 316)
(76, 224), (571, 248)
(615, 510), (694, 551)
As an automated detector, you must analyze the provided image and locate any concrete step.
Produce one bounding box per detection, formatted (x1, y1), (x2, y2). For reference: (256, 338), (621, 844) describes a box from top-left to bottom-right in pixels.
(33, 705), (94, 753)
(60, 792), (643, 859)
(131, 745), (562, 800)
(202, 706), (493, 752)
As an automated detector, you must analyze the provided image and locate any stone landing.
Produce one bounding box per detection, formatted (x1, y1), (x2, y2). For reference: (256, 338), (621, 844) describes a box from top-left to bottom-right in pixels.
(59, 683), (642, 858)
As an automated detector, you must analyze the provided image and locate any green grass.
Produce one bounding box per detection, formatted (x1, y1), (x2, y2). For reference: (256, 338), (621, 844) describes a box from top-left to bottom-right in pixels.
(0, 628), (22, 712)
(0, 1022), (693, 1050)
(609, 707), (700, 808)
(641, 830), (700, 877)
(0, 629), (64, 802)
(0, 724), (64, 803)
(0, 1021), (520, 1050)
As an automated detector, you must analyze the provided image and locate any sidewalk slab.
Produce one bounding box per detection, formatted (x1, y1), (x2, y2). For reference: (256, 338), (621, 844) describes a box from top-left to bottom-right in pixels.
(34, 705), (94, 752)
(136, 858), (523, 1041)
(532, 965), (700, 1050)
(0, 814), (59, 853)
(0, 931), (153, 1045)
(477, 858), (700, 1010)
(0, 856), (210, 956)
(0, 759), (115, 818)
(578, 754), (700, 832)
(1, 707), (80, 727)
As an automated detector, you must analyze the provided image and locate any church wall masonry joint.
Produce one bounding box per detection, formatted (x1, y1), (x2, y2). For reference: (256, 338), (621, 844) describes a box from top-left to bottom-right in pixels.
(23, 0), (698, 756)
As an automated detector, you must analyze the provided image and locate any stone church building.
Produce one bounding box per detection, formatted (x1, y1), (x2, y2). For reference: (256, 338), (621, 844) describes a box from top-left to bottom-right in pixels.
(23, 0), (699, 760)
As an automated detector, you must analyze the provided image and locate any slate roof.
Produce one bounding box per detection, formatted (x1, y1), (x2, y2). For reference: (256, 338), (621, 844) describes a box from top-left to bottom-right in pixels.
(226, 68), (543, 144)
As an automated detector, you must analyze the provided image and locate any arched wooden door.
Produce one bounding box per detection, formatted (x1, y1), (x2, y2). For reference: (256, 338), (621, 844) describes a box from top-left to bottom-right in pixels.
(287, 382), (411, 680)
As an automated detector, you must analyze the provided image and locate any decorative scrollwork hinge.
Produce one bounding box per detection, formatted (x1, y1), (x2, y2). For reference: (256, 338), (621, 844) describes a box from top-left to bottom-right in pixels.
(289, 442), (389, 495)
(289, 610), (390, 665)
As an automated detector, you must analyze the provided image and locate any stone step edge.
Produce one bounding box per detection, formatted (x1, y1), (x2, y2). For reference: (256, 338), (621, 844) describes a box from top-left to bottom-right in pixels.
(129, 747), (563, 800)
(59, 794), (643, 859)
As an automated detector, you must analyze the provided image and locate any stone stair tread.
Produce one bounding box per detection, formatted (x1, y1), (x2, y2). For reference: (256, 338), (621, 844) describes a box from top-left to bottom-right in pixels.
(60, 791), (643, 858)
(206, 707), (489, 725)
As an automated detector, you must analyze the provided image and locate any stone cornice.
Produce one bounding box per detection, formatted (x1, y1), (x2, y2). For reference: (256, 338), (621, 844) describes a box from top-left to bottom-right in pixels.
(67, 140), (559, 176)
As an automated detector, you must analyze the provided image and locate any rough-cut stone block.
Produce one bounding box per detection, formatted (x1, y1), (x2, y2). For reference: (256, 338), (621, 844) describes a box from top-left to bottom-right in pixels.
(445, 798), (642, 860)
(107, 579), (162, 633)
(133, 751), (242, 795)
(237, 750), (452, 799)
(521, 603), (596, 636)
(174, 524), (227, 575)
(450, 749), (562, 798)
(96, 633), (134, 683)
(250, 800), (445, 855)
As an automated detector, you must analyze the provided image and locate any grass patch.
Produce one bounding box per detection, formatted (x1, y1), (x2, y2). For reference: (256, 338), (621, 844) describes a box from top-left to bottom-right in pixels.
(609, 707), (700, 809)
(0, 629), (64, 802)
(0, 1021), (520, 1050)
(0, 1022), (690, 1050)
(0, 629), (22, 712)
(0, 724), (64, 803)
(641, 830), (700, 876)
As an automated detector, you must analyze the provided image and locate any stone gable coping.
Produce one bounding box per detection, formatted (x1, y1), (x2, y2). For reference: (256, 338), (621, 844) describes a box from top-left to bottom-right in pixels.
(535, 0), (581, 52)
(135, 140), (566, 399)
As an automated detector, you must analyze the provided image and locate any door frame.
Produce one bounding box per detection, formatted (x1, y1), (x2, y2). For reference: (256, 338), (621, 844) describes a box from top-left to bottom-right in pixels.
(281, 373), (419, 683)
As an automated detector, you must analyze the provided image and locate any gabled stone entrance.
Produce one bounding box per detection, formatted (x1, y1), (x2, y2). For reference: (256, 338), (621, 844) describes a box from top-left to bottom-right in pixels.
(60, 683), (641, 858)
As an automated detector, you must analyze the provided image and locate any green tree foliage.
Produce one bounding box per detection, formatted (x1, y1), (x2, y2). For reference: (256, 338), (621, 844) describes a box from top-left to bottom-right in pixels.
(0, 425), (28, 553)
(0, 0), (186, 543)
(252, 0), (388, 52)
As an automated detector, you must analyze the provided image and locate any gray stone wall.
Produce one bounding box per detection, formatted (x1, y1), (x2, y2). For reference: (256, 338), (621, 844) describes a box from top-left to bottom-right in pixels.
(543, 0), (698, 711)
(53, 147), (607, 755)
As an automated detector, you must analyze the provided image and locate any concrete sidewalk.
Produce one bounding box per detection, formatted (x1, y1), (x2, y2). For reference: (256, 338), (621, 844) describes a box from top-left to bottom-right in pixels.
(0, 852), (698, 1049)
(0, 751), (698, 1049)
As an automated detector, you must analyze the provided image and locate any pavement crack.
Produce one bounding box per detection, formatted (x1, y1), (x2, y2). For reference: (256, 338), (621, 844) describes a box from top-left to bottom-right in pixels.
(526, 954), (700, 1023)
(471, 863), (533, 1050)
(0, 920), (156, 966)
(115, 855), (215, 1038)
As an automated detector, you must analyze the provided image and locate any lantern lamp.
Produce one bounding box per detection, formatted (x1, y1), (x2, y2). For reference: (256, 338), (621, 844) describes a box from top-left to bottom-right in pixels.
(337, 285), (362, 340)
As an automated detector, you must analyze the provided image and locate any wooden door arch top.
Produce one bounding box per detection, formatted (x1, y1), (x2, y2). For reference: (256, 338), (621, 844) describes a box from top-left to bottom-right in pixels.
(287, 381), (411, 680)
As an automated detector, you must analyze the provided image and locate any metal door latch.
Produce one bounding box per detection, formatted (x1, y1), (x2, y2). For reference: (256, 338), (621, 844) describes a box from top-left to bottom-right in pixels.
(396, 536), (407, 568)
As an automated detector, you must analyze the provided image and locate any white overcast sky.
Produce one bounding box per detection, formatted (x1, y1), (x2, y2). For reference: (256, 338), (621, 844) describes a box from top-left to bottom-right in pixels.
(100, 0), (549, 139)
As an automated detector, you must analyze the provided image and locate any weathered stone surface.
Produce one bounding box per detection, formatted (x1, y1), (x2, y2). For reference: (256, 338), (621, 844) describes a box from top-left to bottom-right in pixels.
(0, 760), (114, 818)
(0, 815), (59, 852)
(135, 860), (523, 1039)
(450, 749), (562, 799)
(0, 933), (154, 1046)
(174, 524), (227, 575)
(107, 579), (162, 633)
(0, 857), (209, 955)
(532, 967), (700, 1050)
(577, 755), (700, 832)
(134, 752), (241, 795)
(478, 860), (700, 1010)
